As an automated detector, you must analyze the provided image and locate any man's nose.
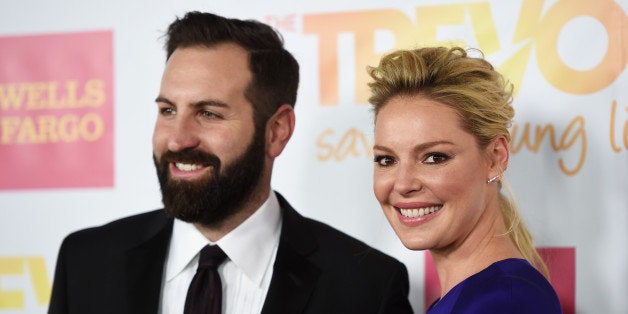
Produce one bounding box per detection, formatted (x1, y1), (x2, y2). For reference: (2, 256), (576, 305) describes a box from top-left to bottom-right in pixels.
(167, 118), (201, 152)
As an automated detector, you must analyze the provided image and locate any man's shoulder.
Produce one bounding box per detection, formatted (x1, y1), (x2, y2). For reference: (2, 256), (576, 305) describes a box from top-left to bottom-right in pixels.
(61, 209), (172, 252)
(301, 216), (377, 250)
(276, 192), (403, 269)
(292, 212), (405, 270)
(278, 208), (413, 313)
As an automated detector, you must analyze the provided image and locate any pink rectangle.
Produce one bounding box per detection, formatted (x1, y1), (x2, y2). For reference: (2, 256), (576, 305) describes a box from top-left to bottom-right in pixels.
(538, 247), (576, 314)
(0, 31), (114, 190)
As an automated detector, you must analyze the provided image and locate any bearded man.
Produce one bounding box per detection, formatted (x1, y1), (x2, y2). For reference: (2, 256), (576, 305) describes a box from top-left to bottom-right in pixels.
(48, 11), (413, 314)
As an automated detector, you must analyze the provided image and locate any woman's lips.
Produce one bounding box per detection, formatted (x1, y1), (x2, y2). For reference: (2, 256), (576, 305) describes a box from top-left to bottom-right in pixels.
(399, 205), (443, 218)
(392, 203), (443, 227)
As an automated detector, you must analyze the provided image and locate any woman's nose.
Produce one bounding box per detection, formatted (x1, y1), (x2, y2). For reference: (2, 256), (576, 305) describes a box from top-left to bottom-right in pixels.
(392, 163), (422, 195)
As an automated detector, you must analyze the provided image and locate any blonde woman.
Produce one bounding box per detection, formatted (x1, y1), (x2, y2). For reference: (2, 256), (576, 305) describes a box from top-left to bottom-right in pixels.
(368, 47), (562, 313)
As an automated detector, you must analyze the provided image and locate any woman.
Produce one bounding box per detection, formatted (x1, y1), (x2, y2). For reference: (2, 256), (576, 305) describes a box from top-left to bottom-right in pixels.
(367, 47), (562, 313)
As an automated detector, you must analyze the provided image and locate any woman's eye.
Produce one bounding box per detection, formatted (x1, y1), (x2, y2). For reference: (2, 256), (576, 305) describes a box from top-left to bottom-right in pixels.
(424, 153), (449, 164)
(374, 155), (395, 167)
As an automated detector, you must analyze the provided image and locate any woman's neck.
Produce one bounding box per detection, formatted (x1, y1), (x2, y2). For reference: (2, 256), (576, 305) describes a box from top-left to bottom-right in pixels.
(430, 208), (523, 297)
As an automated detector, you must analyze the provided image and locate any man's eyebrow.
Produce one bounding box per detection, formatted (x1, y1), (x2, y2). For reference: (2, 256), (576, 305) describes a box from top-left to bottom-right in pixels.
(154, 97), (228, 109)
(155, 96), (173, 105)
(191, 100), (228, 108)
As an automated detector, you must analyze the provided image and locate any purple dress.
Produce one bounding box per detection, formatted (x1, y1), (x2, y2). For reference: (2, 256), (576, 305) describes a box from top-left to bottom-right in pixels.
(427, 258), (562, 314)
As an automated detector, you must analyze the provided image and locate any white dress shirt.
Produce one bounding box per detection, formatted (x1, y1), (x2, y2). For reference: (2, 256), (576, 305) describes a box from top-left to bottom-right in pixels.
(159, 192), (282, 314)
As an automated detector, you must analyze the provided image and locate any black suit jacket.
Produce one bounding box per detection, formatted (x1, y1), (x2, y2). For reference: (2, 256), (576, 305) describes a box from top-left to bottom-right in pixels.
(48, 193), (413, 313)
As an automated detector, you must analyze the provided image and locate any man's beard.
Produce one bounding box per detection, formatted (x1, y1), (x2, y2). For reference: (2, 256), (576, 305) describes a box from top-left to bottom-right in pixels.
(153, 130), (266, 227)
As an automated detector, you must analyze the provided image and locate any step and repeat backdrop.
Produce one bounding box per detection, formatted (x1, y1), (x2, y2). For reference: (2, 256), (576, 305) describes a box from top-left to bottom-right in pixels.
(1, 0), (626, 313)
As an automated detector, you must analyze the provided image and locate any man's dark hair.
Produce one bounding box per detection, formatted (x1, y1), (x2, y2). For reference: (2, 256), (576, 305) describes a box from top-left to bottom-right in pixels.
(165, 11), (299, 127)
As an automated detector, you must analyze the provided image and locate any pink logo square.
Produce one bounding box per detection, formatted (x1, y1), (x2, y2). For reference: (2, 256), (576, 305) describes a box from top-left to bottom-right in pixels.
(0, 31), (114, 189)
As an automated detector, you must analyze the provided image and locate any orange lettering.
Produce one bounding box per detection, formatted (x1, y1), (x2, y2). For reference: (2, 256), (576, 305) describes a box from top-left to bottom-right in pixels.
(304, 10), (416, 105)
(81, 79), (106, 107)
(535, 0), (626, 94)
(0, 117), (20, 144)
(0, 113), (105, 144)
(79, 113), (105, 142)
(511, 116), (587, 176)
(26, 83), (48, 110)
(0, 84), (26, 111)
(316, 128), (373, 162)
(0, 257), (52, 309)
(0, 258), (23, 309)
(316, 128), (335, 161)
(610, 101), (622, 152)
(334, 128), (362, 161)
(558, 116), (586, 175)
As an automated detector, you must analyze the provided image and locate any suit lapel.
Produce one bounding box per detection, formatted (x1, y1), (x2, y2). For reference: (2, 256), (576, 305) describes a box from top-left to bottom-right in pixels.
(118, 197), (318, 313)
(124, 210), (173, 314)
(261, 193), (320, 314)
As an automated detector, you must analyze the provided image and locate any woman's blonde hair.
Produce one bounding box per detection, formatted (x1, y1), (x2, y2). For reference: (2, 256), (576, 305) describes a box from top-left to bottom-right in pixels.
(367, 46), (549, 278)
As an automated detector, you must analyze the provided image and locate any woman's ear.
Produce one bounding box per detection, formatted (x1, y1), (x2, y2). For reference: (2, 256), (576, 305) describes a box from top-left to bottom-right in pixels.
(266, 104), (295, 158)
(487, 135), (509, 179)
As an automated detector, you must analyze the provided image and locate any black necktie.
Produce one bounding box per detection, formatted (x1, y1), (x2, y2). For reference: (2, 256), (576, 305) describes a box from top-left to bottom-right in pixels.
(184, 245), (228, 314)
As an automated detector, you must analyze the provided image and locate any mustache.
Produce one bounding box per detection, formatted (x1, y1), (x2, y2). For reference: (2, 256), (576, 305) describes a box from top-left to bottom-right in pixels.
(159, 148), (221, 169)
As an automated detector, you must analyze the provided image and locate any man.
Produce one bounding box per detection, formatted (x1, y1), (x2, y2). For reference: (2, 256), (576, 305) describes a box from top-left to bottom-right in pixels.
(48, 11), (413, 314)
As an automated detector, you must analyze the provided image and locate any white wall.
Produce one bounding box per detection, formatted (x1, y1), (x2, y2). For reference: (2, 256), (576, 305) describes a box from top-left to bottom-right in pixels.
(1, 0), (626, 313)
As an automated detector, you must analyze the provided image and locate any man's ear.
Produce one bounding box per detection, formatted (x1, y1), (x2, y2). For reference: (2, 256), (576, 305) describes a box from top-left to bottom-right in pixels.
(488, 135), (509, 178)
(265, 104), (295, 158)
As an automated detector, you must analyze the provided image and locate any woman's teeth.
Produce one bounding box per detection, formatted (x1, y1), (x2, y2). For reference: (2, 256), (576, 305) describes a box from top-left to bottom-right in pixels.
(399, 206), (442, 218)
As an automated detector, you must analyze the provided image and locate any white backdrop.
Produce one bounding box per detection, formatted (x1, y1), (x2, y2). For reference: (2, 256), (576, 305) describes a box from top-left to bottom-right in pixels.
(1, 0), (627, 313)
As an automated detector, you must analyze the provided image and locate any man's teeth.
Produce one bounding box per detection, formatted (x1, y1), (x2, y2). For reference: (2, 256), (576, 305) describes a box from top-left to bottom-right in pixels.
(399, 206), (442, 218)
(175, 163), (202, 171)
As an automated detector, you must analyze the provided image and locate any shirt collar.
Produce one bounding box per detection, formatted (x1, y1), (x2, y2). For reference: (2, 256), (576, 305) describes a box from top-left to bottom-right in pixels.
(165, 192), (282, 286)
